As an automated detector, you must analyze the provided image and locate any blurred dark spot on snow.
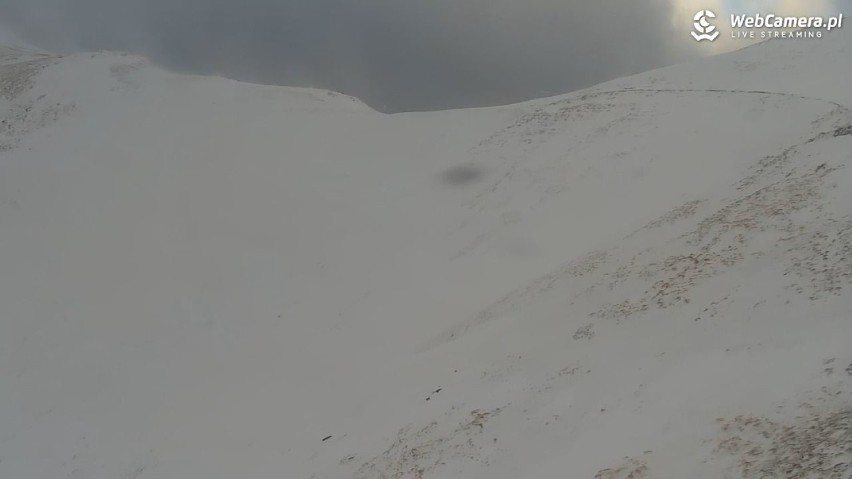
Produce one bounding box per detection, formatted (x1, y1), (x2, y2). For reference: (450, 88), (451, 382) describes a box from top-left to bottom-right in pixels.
(441, 164), (485, 186)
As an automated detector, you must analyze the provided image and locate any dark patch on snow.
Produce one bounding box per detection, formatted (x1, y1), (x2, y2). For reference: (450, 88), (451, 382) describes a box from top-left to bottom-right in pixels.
(441, 164), (485, 186)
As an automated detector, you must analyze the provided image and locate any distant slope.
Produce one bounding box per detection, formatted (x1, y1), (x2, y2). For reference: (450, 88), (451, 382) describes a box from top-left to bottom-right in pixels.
(0, 30), (850, 479)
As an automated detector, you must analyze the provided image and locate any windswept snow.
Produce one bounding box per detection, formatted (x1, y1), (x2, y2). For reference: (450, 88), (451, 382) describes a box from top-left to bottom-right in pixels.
(0, 31), (850, 479)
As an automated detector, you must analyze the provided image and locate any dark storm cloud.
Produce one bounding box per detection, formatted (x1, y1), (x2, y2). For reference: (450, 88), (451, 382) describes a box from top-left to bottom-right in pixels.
(1, 0), (696, 112)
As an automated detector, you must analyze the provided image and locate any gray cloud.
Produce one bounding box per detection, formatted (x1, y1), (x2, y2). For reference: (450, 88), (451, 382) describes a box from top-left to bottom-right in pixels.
(2, 1), (712, 112)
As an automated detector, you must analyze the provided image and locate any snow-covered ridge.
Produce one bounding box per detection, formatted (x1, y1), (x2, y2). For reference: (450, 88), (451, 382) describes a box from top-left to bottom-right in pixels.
(0, 29), (850, 479)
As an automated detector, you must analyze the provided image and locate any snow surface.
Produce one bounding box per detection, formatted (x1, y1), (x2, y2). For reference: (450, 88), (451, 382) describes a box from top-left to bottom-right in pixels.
(1, 30), (850, 479)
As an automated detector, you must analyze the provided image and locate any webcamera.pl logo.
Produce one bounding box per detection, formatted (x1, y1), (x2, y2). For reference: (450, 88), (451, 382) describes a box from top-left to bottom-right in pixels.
(692, 10), (720, 41)
(693, 9), (844, 42)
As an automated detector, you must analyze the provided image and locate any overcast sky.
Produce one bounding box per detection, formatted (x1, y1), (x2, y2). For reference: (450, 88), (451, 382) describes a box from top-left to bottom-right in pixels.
(0, 0), (846, 112)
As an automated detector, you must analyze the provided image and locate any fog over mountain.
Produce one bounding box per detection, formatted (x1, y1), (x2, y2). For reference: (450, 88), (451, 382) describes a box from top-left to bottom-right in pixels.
(1, 0), (845, 111)
(1, 17), (851, 478)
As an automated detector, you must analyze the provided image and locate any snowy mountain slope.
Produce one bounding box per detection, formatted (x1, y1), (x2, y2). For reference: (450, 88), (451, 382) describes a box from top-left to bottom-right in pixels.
(0, 31), (850, 479)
